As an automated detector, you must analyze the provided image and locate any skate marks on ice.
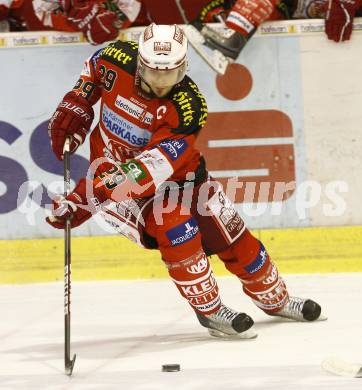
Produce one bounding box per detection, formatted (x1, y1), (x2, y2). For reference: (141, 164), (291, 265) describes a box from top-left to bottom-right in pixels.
(3, 331), (226, 361)
(0, 331), (259, 390)
(1, 274), (362, 389)
(1, 365), (362, 390)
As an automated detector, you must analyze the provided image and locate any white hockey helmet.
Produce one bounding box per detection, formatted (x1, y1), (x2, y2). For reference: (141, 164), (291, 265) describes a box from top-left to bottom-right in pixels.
(138, 23), (188, 97)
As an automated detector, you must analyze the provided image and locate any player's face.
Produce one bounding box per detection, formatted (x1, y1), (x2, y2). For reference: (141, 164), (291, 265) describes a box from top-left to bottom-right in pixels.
(145, 67), (179, 97)
(138, 59), (187, 98)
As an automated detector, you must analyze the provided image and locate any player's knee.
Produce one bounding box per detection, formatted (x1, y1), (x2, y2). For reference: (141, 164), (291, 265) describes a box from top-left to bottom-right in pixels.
(151, 205), (202, 262)
(165, 249), (221, 315)
(218, 228), (269, 277)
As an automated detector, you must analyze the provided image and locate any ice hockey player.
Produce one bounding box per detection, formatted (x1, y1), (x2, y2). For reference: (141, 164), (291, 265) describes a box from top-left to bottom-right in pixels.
(46, 23), (324, 339)
(191, 0), (362, 60)
(0, 0), (143, 44)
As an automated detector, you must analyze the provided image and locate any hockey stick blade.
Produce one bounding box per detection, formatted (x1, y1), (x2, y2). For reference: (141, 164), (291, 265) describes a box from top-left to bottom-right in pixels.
(322, 357), (362, 378)
(182, 25), (230, 75)
(65, 353), (77, 376)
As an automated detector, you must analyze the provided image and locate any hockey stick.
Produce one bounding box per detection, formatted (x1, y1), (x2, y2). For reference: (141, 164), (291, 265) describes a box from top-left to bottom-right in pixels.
(322, 357), (362, 378)
(63, 137), (76, 376)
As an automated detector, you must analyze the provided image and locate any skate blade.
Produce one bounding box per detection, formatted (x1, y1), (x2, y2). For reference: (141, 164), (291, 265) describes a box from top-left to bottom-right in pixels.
(208, 327), (258, 340)
(322, 357), (362, 378)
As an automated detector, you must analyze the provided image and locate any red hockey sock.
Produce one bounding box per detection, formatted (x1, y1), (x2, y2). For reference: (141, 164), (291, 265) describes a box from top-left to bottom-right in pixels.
(145, 205), (221, 315)
(165, 249), (221, 315)
(218, 228), (289, 313)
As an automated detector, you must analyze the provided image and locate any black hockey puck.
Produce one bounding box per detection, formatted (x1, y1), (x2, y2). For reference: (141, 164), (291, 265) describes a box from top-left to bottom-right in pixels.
(162, 364), (180, 372)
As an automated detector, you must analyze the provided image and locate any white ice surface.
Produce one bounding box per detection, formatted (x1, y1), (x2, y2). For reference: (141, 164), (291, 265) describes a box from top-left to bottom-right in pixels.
(1, 273), (362, 390)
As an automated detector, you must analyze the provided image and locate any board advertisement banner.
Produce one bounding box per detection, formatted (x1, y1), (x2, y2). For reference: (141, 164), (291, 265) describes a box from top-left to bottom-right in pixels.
(0, 20), (361, 239)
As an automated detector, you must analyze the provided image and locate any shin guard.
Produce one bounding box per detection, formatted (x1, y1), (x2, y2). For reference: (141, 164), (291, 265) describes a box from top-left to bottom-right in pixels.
(165, 249), (221, 315)
(241, 256), (289, 313)
(218, 229), (289, 313)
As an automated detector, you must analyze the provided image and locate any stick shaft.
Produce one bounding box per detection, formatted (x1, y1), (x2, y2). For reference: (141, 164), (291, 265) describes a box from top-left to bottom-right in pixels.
(63, 138), (75, 375)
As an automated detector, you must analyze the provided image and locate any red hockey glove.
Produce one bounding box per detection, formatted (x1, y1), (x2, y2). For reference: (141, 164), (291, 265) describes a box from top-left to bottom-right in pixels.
(48, 92), (94, 160)
(226, 0), (278, 36)
(325, 0), (361, 42)
(46, 179), (99, 229)
(67, 1), (121, 44)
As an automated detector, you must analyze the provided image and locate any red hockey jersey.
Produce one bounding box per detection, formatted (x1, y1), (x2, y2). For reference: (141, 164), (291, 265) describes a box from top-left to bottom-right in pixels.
(70, 40), (208, 201)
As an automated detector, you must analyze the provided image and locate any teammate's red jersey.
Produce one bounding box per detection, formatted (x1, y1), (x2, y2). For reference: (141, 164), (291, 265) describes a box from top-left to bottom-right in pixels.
(70, 40), (208, 201)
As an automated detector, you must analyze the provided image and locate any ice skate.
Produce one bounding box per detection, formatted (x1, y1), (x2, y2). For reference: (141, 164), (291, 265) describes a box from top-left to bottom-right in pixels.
(196, 304), (257, 339)
(191, 20), (254, 60)
(268, 296), (327, 322)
